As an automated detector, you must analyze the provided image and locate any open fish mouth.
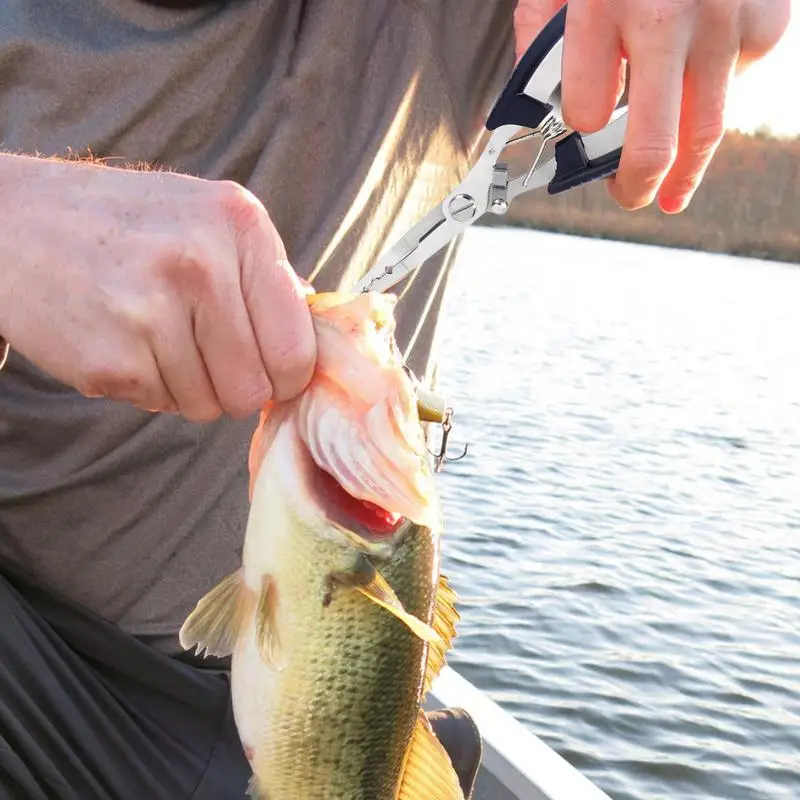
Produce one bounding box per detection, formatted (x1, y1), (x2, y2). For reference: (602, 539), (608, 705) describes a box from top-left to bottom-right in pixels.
(307, 457), (407, 544)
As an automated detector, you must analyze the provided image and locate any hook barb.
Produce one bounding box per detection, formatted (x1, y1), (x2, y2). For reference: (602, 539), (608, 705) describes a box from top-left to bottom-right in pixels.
(428, 407), (470, 473)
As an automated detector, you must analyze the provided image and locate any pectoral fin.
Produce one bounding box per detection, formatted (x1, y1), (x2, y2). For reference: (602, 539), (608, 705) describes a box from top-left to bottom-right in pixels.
(179, 569), (284, 670)
(396, 710), (464, 800)
(178, 569), (247, 658)
(355, 571), (442, 644)
(246, 774), (264, 799)
(423, 574), (460, 697)
(329, 557), (441, 644)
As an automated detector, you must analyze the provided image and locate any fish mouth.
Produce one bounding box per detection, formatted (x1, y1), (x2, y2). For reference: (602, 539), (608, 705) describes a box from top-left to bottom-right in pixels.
(308, 460), (406, 543)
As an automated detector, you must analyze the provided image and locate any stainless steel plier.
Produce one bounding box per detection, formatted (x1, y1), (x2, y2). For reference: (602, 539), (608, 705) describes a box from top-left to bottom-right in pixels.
(354, 5), (628, 296)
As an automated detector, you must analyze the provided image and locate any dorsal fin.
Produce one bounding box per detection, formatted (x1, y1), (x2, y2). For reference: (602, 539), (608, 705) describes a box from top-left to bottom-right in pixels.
(396, 710), (464, 800)
(423, 574), (460, 697)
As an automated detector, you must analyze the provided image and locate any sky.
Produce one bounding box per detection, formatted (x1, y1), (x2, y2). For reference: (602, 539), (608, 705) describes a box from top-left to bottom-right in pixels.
(725, 1), (799, 135)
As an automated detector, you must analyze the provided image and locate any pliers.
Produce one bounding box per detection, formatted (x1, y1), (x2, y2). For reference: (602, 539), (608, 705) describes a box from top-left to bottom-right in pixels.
(354, 4), (628, 296)
(353, 5), (629, 471)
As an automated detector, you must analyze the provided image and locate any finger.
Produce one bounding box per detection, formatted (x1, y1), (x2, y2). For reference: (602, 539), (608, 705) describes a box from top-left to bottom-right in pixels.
(244, 255), (316, 403)
(77, 341), (176, 413)
(739, 0), (792, 68)
(149, 312), (224, 422)
(561, 0), (624, 132)
(657, 30), (737, 214)
(608, 10), (692, 210)
(193, 276), (274, 419)
(514, 0), (565, 62)
(217, 183), (315, 407)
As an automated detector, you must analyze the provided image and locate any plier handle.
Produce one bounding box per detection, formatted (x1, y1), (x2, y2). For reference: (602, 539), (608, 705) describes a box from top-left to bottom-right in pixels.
(354, 4), (628, 295)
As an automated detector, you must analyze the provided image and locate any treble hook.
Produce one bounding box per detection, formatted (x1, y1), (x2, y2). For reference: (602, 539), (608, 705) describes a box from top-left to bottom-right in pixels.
(429, 407), (469, 474)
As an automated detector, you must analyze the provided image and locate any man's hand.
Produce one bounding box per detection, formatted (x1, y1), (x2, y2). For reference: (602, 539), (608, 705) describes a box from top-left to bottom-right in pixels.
(0, 153), (316, 422)
(514, 0), (791, 212)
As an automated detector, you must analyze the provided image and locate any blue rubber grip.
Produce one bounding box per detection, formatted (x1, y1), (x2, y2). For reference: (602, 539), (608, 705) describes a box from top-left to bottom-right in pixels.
(486, 5), (568, 131)
(486, 3), (624, 195)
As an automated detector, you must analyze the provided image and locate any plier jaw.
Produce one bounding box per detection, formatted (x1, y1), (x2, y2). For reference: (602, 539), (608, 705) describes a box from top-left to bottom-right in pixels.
(353, 4), (629, 297)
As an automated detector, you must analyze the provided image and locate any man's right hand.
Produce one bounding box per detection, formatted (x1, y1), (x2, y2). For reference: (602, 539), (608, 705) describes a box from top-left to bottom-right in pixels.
(0, 153), (316, 422)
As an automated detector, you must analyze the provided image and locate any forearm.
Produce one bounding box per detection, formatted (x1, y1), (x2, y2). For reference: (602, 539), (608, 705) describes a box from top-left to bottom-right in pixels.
(0, 152), (43, 372)
(0, 153), (25, 370)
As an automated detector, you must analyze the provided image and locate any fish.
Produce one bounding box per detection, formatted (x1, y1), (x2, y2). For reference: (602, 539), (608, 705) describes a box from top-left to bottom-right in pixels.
(179, 291), (464, 799)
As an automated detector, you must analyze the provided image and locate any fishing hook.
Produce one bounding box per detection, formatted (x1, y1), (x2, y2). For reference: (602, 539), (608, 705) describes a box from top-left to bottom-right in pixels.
(429, 407), (469, 474)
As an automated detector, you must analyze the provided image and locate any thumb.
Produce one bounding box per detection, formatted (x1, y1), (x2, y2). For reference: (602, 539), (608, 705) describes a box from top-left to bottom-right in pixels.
(514, 0), (566, 62)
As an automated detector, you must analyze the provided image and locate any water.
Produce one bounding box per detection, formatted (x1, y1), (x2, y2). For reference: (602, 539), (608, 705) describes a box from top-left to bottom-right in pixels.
(432, 227), (800, 800)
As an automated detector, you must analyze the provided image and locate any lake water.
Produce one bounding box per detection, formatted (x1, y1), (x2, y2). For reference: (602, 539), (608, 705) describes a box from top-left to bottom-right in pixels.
(432, 227), (800, 800)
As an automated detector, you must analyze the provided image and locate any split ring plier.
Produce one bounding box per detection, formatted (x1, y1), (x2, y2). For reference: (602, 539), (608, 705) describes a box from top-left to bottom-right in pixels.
(353, 4), (628, 296)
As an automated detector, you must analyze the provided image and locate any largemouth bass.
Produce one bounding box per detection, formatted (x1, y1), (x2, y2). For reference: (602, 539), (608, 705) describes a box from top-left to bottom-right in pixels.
(179, 291), (464, 799)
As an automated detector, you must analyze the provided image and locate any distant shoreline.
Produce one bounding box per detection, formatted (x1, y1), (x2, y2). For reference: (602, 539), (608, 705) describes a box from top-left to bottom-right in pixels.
(478, 130), (800, 266)
(477, 216), (799, 265)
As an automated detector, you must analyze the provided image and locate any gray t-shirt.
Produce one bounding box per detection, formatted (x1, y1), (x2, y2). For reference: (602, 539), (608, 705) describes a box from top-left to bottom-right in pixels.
(0, 0), (514, 654)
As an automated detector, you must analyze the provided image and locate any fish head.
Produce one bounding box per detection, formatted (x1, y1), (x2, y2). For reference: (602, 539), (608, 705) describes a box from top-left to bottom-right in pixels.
(248, 292), (442, 561)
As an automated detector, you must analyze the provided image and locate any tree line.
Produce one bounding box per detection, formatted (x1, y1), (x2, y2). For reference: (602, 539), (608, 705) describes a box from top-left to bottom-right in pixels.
(480, 129), (800, 264)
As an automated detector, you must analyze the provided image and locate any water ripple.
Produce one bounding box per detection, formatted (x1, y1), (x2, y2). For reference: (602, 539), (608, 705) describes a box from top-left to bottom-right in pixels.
(433, 228), (800, 800)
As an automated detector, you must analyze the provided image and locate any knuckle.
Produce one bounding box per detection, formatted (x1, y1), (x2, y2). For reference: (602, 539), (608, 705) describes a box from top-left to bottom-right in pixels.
(663, 177), (698, 202)
(688, 121), (724, 158)
(625, 140), (678, 177)
(668, 168), (698, 193)
(221, 377), (272, 419)
(269, 333), (316, 400)
(113, 294), (154, 335)
(77, 358), (146, 401)
(150, 239), (215, 300)
(217, 180), (269, 239)
(701, 0), (734, 27)
(216, 181), (286, 269)
(121, 296), (166, 339)
(649, 0), (695, 26)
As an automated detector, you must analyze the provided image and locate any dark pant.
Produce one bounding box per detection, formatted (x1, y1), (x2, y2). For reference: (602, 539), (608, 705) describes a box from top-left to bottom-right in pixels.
(0, 568), (249, 800)
(0, 569), (481, 800)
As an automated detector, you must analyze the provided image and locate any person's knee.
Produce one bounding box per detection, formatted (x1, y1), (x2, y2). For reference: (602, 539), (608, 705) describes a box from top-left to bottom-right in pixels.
(428, 707), (483, 799)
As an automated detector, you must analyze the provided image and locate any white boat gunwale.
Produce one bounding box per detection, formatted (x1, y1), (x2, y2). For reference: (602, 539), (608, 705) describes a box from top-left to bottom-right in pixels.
(426, 667), (613, 800)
